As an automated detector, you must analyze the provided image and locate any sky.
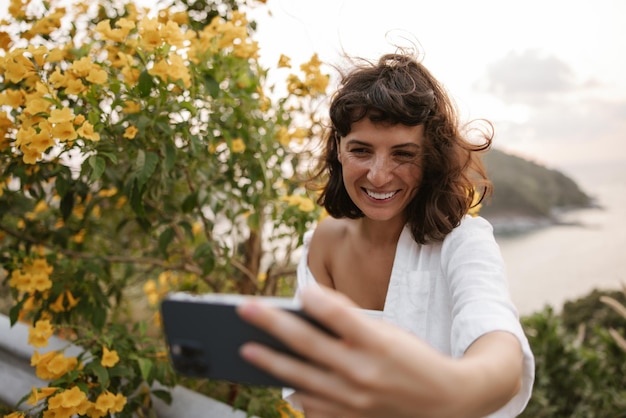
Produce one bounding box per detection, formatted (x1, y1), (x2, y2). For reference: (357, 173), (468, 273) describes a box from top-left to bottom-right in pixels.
(246, 0), (626, 170)
(1, 0), (624, 170)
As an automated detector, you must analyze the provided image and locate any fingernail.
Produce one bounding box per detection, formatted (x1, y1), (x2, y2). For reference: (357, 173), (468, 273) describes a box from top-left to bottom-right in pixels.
(240, 343), (259, 360)
(238, 300), (261, 318)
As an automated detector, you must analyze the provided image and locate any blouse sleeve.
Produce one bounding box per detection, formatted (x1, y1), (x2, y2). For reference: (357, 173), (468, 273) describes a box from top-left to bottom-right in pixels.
(442, 216), (535, 417)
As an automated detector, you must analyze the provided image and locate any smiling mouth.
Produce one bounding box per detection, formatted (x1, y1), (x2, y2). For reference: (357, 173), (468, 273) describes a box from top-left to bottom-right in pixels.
(365, 189), (398, 200)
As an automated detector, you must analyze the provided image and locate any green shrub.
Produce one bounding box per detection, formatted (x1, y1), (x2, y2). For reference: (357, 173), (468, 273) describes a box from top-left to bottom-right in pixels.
(520, 289), (626, 417)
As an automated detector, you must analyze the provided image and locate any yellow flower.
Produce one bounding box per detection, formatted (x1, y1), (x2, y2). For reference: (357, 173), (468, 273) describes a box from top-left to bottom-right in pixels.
(297, 196), (315, 212)
(65, 290), (80, 310)
(161, 21), (185, 48)
(3, 412), (25, 418)
(26, 386), (58, 406)
(171, 11), (189, 25)
(31, 350), (79, 380)
(27, 45), (48, 67)
(95, 19), (134, 43)
(9, 258), (54, 293)
(93, 391), (127, 415)
(231, 138), (246, 153)
(276, 126), (290, 146)
(4, 52), (36, 83)
(24, 97), (51, 115)
(277, 399), (305, 418)
(33, 200), (49, 213)
(70, 56), (94, 78)
(86, 66), (108, 85)
(30, 130), (55, 153)
(8, 0), (26, 20)
(143, 279), (159, 306)
(64, 78), (86, 95)
(77, 121), (100, 141)
(98, 187), (118, 198)
(48, 107), (74, 124)
(0, 88), (25, 107)
(0, 31), (11, 51)
(49, 67), (69, 89)
(281, 194), (316, 212)
(52, 121), (77, 142)
(115, 196), (127, 209)
(277, 54), (291, 69)
(191, 221), (203, 236)
(49, 292), (66, 313)
(101, 346), (120, 368)
(47, 386), (90, 416)
(72, 229), (85, 243)
(46, 47), (65, 63)
(123, 125), (138, 139)
(28, 319), (54, 348)
(122, 100), (141, 114)
(138, 16), (162, 51)
(73, 114), (85, 125)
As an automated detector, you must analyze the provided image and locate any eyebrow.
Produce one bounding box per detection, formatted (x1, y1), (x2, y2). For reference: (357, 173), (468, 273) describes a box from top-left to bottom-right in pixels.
(345, 139), (421, 150)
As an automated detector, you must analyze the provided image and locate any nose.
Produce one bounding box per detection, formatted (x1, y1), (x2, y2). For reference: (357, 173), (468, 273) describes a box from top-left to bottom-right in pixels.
(367, 155), (394, 187)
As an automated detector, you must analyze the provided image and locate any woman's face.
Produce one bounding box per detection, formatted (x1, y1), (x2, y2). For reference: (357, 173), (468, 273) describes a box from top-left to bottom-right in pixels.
(338, 117), (425, 223)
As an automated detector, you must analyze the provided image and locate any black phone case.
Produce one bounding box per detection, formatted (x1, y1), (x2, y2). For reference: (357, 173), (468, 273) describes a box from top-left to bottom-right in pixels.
(161, 297), (316, 387)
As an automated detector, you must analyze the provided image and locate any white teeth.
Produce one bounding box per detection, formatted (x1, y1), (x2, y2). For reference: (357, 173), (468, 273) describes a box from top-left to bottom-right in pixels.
(366, 190), (396, 200)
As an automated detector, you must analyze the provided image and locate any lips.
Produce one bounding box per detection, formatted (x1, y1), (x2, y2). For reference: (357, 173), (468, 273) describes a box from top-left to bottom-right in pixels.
(365, 189), (398, 200)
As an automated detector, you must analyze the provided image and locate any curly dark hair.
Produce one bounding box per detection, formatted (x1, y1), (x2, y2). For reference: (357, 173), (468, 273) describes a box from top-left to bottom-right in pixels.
(310, 52), (493, 244)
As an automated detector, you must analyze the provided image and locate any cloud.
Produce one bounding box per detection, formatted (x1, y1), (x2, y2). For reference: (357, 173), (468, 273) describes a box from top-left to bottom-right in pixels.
(474, 49), (626, 165)
(477, 49), (578, 104)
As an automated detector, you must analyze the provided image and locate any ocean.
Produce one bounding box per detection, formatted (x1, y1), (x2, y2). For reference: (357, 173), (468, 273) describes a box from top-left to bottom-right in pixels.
(495, 160), (626, 316)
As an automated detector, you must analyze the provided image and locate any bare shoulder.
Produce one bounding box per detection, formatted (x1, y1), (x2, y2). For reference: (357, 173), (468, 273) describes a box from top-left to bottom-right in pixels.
(307, 217), (350, 288)
(311, 216), (349, 242)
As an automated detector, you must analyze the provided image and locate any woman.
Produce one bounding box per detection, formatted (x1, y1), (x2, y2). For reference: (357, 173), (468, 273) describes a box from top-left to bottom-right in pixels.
(238, 52), (534, 418)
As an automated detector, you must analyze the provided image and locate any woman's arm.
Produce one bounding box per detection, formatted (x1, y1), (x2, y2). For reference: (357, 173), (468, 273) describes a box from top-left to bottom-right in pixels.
(237, 285), (523, 418)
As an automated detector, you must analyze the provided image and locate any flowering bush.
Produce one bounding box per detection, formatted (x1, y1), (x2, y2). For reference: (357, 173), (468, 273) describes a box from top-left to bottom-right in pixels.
(0, 0), (328, 416)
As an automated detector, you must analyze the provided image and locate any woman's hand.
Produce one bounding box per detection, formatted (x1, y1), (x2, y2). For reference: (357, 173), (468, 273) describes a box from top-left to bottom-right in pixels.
(237, 286), (522, 418)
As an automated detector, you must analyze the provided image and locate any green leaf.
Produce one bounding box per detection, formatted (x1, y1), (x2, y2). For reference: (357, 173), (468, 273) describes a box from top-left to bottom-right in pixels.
(135, 150), (159, 189)
(55, 174), (68, 198)
(181, 192), (197, 213)
(98, 151), (118, 165)
(163, 141), (176, 171)
(151, 389), (172, 404)
(91, 305), (107, 330)
(89, 362), (110, 387)
(60, 190), (74, 221)
(84, 260), (106, 279)
(203, 74), (220, 97)
(178, 220), (193, 240)
(190, 135), (202, 156)
(88, 155), (106, 183)
(129, 179), (146, 218)
(158, 226), (175, 256)
(136, 357), (153, 382)
(193, 242), (215, 274)
(8, 298), (25, 326)
(193, 242), (213, 259)
(138, 70), (154, 98)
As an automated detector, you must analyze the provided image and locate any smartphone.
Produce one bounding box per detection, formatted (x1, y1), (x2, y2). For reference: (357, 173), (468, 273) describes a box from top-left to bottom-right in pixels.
(160, 292), (328, 387)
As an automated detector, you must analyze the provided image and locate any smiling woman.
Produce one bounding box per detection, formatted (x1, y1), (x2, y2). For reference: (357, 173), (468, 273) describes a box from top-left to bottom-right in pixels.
(236, 51), (535, 418)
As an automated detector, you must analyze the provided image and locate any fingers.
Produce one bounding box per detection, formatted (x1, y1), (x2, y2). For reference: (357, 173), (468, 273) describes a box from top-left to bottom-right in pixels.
(237, 296), (349, 369)
(299, 285), (385, 348)
(239, 340), (361, 408)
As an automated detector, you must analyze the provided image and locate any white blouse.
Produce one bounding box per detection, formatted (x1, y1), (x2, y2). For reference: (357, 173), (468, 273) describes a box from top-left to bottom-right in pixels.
(291, 215), (535, 417)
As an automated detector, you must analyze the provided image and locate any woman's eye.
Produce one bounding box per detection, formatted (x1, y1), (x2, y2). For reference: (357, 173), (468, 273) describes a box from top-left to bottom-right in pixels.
(395, 151), (416, 159)
(349, 148), (369, 155)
